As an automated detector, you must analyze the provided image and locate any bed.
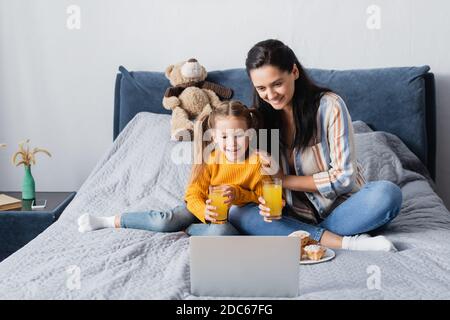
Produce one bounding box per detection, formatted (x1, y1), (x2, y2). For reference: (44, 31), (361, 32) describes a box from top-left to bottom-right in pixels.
(0, 65), (449, 299)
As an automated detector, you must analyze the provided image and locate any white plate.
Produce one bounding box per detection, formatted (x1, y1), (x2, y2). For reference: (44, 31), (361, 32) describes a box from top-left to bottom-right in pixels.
(300, 248), (336, 265)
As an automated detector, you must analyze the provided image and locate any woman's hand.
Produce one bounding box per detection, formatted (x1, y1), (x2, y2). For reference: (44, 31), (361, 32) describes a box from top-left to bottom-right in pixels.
(256, 150), (285, 180)
(258, 196), (286, 223)
(221, 185), (236, 205)
(204, 199), (218, 223)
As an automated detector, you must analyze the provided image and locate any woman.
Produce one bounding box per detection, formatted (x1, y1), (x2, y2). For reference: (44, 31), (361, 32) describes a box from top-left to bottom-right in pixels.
(228, 39), (402, 251)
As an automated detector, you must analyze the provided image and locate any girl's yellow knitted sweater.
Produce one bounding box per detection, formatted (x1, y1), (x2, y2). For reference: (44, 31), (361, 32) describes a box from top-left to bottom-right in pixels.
(184, 150), (264, 223)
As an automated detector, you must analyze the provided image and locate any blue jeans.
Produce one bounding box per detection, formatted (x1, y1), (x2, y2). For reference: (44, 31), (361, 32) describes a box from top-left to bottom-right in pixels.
(228, 181), (402, 241)
(120, 205), (240, 236)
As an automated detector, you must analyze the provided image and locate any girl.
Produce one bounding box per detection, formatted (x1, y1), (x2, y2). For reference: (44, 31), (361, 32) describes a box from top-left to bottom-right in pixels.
(77, 100), (266, 236)
(226, 39), (402, 251)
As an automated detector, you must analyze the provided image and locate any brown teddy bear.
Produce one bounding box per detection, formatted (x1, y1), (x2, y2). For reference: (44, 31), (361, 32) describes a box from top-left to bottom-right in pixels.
(162, 58), (233, 141)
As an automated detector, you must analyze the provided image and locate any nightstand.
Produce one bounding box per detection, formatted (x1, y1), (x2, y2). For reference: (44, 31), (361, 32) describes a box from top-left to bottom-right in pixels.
(0, 191), (76, 262)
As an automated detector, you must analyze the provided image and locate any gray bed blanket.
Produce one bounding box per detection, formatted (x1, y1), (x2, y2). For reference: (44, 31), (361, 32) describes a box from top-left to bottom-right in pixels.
(1, 113), (449, 299)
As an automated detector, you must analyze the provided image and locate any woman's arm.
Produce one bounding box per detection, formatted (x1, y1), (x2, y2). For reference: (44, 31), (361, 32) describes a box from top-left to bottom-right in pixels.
(282, 175), (318, 193)
(311, 96), (357, 199)
(281, 96), (356, 197)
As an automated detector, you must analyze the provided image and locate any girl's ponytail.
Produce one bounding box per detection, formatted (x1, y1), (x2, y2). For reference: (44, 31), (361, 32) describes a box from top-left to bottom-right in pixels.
(190, 111), (213, 184)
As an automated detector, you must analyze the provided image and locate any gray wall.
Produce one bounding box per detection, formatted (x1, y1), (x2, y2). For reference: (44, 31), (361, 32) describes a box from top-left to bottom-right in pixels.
(0, 0), (449, 208)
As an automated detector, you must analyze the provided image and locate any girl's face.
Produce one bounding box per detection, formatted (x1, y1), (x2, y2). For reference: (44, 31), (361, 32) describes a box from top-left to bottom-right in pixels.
(249, 64), (299, 111)
(213, 116), (250, 162)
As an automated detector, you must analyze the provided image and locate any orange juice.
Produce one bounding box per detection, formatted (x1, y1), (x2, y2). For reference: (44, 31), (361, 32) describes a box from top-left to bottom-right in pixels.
(263, 179), (282, 220)
(209, 187), (229, 224)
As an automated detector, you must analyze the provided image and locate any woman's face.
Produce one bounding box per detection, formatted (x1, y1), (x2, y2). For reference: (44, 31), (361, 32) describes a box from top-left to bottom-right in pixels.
(249, 64), (299, 111)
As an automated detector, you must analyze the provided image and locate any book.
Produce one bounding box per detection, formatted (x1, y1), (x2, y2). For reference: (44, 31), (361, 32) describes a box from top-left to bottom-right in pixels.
(0, 194), (22, 211)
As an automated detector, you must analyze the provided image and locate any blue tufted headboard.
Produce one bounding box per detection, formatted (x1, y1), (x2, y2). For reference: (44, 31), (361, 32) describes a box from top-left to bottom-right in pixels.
(113, 65), (436, 180)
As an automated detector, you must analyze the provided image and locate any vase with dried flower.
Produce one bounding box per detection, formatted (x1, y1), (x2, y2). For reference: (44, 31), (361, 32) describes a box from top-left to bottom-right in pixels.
(12, 139), (51, 200)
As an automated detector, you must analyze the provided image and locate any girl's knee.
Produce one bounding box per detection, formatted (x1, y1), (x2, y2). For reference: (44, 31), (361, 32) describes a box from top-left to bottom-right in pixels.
(148, 206), (194, 232)
(149, 218), (175, 232)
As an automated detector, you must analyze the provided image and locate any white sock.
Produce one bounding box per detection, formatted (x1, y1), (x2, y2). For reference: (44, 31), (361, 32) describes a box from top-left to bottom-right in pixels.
(341, 234), (397, 252)
(77, 213), (117, 233)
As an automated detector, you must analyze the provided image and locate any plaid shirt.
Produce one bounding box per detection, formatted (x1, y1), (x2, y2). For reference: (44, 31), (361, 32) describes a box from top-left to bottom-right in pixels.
(281, 93), (366, 222)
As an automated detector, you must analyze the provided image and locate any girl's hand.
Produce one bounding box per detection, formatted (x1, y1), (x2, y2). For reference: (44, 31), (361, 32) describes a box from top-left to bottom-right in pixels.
(204, 199), (218, 223)
(258, 196), (286, 223)
(221, 185), (236, 205)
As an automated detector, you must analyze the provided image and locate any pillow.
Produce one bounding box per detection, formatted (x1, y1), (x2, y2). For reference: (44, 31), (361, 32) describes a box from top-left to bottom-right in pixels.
(307, 66), (430, 165)
(114, 66), (171, 138)
(353, 120), (373, 134)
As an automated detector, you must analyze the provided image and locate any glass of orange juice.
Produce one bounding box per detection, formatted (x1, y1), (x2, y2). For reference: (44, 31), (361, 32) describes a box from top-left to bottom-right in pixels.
(208, 186), (229, 224)
(262, 178), (283, 220)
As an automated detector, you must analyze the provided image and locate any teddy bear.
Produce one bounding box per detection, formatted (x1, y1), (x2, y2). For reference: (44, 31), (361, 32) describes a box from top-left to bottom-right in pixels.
(162, 58), (233, 141)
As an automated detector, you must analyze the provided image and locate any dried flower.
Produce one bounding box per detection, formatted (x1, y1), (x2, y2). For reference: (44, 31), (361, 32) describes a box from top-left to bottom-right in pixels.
(11, 139), (51, 167)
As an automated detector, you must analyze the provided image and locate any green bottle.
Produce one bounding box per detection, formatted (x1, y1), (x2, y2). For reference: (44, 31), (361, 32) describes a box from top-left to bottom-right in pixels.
(22, 165), (36, 200)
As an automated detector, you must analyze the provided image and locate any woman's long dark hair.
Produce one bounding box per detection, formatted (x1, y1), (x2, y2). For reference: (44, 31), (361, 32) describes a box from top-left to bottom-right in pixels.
(245, 39), (331, 152)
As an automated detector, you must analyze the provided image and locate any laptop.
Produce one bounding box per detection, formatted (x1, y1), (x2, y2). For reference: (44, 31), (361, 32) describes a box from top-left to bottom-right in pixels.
(190, 236), (300, 297)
